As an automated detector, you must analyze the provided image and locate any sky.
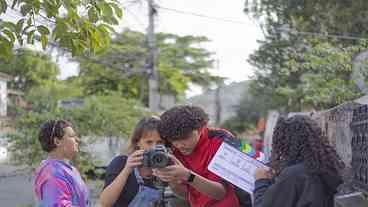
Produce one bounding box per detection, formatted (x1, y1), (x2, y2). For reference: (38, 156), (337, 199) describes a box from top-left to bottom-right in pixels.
(117, 0), (264, 95)
(1, 0), (264, 96)
(121, 0), (264, 82)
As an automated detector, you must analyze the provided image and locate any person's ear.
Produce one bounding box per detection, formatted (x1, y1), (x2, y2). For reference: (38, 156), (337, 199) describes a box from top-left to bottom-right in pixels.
(197, 127), (205, 136)
(54, 138), (61, 146)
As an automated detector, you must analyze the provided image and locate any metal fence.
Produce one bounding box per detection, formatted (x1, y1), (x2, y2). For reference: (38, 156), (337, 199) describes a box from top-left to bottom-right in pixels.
(317, 102), (360, 194)
(263, 100), (368, 194)
(351, 104), (368, 192)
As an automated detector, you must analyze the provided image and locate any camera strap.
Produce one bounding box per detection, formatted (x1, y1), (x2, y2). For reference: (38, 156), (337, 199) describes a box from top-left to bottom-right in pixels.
(134, 168), (145, 186)
(128, 168), (162, 207)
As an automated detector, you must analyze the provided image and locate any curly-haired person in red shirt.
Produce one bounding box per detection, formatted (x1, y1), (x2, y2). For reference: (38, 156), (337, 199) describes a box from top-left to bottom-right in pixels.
(153, 105), (241, 207)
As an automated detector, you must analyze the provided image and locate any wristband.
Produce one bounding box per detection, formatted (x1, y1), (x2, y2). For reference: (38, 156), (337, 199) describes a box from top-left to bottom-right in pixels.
(187, 171), (196, 183)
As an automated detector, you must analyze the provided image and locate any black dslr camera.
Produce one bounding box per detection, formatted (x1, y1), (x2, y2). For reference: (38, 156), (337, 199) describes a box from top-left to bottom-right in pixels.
(143, 145), (170, 168)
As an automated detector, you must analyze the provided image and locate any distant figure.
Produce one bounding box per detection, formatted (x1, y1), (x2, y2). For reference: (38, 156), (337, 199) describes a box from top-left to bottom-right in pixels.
(254, 115), (345, 207)
(34, 120), (89, 207)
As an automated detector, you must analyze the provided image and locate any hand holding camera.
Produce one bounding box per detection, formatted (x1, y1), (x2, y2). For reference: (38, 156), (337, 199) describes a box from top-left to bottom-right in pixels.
(124, 149), (145, 173)
(152, 153), (190, 184)
(125, 145), (190, 184)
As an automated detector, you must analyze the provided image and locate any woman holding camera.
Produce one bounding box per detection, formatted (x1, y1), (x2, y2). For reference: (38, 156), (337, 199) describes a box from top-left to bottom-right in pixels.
(100, 116), (165, 207)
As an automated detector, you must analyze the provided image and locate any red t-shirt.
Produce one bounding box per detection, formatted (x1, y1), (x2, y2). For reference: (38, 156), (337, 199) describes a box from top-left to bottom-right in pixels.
(173, 127), (240, 207)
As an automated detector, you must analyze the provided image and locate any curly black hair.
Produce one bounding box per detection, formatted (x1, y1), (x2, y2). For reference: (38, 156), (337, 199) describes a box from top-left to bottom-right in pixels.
(38, 119), (72, 152)
(271, 115), (345, 177)
(158, 105), (209, 141)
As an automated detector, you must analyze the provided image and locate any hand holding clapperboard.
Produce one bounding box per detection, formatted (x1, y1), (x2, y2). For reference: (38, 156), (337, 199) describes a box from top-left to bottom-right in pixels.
(208, 138), (269, 194)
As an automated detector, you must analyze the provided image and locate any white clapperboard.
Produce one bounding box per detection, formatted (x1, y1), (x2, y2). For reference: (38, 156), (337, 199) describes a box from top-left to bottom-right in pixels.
(208, 140), (269, 194)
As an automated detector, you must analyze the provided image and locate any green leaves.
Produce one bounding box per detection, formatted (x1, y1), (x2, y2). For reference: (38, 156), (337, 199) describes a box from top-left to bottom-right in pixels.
(0, 0), (7, 13)
(36, 25), (50, 49)
(27, 30), (35, 44)
(77, 30), (217, 104)
(110, 3), (123, 18)
(88, 7), (99, 23)
(15, 18), (25, 33)
(37, 25), (49, 35)
(6, 86), (147, 174)
(0, 49), (148, 172)
(20, 3), (32, 16)
(249, 36), (365, 112)
(0, 0), (124, 61)
(41, 34), (48, 49)
(100, 2), (113, 18)
(11, 0), (18, 9)
(2, 29), (15, 42)
(159, 63), (190, 95)
(0, 21), (16, 61)
(0, 35), (13, 61)
(96, 1), (121, 25)
(0, 48), (59, 91)
(243, 0), (368, 114)
(290, 41), (363, 108)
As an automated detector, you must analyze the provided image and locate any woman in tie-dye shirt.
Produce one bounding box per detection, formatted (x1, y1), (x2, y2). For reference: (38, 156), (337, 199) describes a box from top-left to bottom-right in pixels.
(34, 120), (90, 207)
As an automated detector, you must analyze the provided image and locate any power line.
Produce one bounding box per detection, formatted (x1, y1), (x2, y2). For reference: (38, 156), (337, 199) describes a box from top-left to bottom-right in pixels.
(156, 5), (368, 41)
(278, 28), (368, 41)
(5, 2), (367, 42)
(157, 5), (250, 25)
(123, 7), (147, 29)
(117, 0), (148, 30)
(118, 0), (145, 8)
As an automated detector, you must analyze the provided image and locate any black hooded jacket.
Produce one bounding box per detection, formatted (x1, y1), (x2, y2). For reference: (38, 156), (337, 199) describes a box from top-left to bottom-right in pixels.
(254, 163), (342, 207)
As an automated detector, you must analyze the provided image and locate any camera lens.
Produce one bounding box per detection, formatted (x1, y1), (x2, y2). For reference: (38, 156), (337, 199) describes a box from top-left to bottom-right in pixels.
(153, 155), (163, 163)
(151, 153), (169, 168)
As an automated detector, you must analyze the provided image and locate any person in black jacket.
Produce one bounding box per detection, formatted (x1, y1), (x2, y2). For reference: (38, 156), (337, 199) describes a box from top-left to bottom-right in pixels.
(254, 115), (345, 207)
(99, 116), (166, 207)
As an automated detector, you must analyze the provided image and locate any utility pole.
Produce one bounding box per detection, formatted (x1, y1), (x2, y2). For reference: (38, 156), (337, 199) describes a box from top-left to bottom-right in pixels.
(215, 59), (222, 125)
(215, 84), (222, 125)
(147, 0), (160, 112)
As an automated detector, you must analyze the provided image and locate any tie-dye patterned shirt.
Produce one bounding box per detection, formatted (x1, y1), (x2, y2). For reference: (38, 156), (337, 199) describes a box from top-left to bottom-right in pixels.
(34, 159), (90, 207)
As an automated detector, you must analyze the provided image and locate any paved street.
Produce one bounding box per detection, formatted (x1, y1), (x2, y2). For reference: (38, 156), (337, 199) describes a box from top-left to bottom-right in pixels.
(0, 164), (34, 207)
